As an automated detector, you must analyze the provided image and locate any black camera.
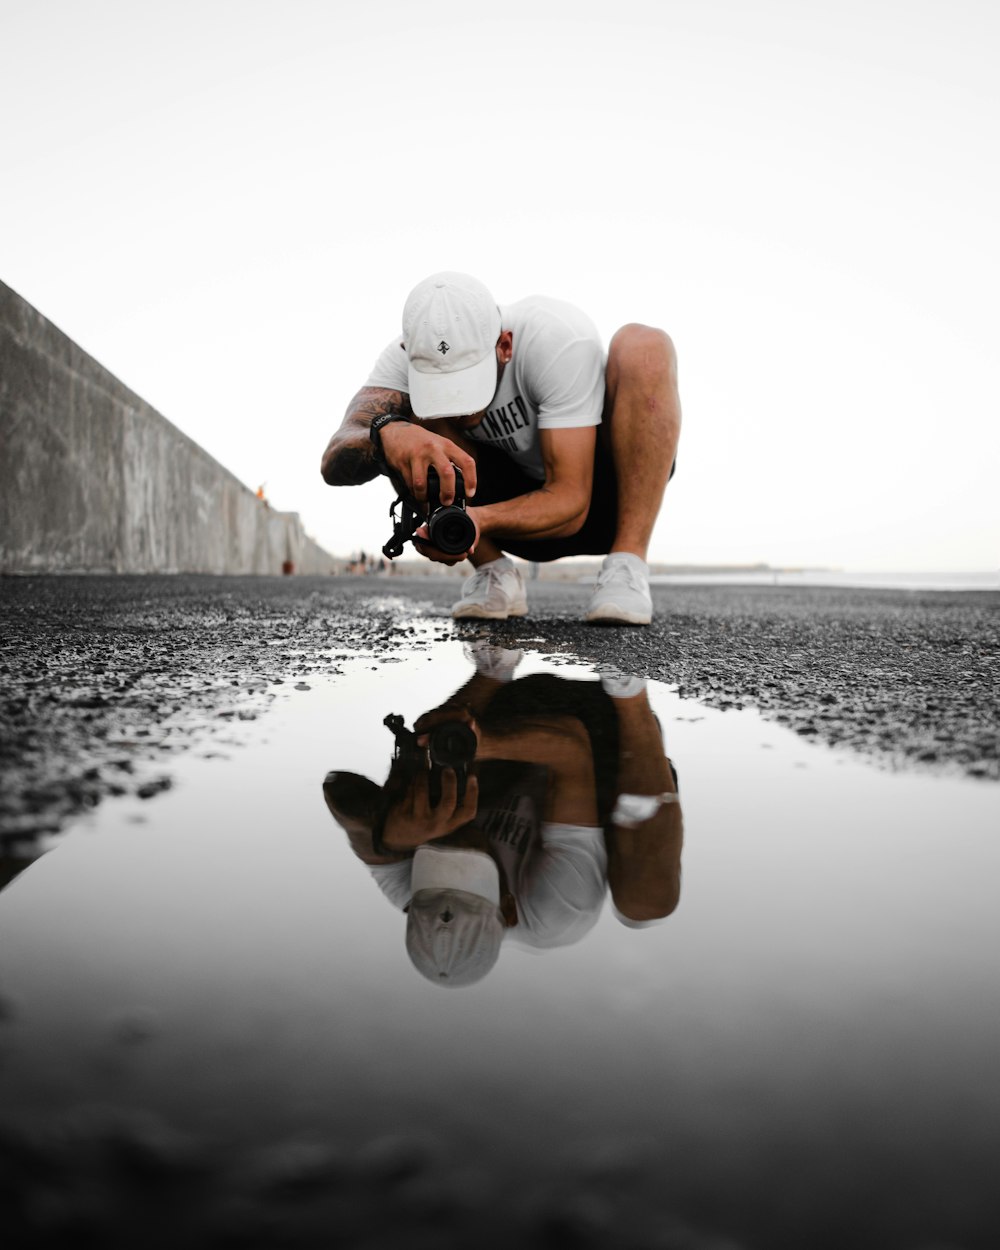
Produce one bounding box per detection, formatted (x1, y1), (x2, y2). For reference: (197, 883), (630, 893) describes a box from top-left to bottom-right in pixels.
(381, 712), (477, 807)
(382, 465), (477, 560)
(372, 712), (478, 855)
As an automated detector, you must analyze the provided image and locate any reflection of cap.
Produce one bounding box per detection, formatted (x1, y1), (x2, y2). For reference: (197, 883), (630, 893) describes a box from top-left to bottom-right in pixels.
(405, 845), (504, 988)
(410, 844), (499, 902)
(402, 273), (501, 418)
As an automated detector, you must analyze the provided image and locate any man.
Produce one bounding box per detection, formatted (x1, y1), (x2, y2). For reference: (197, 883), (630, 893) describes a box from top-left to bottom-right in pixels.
(320, 272), (681, 624)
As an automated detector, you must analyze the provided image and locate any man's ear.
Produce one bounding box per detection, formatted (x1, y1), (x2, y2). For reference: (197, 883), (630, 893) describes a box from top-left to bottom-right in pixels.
(500, 891), (518, 928)
(497, 331), (513, 365)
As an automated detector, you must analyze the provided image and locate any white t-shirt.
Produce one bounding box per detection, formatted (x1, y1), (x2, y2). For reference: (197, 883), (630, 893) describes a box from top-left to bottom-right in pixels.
(365, 295), (606, 481)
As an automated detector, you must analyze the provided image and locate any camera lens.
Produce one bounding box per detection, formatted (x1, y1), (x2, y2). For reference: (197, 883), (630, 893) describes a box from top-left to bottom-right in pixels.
(429, 721), (477, 768)
(429, 506), (477, 555)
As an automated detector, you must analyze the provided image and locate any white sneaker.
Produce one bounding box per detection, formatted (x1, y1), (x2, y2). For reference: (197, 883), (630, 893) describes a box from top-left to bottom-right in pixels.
(600, 671), (647, 699)
(585, 554), (653, 625)
(452, 557), (528, 620)
(463, 642), (524, 681)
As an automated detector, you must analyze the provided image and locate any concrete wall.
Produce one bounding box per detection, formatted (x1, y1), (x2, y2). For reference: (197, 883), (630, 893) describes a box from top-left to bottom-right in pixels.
(0, 279), (336, 575)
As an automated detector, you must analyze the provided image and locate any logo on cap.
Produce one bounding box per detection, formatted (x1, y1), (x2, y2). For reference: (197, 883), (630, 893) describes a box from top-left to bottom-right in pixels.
(437, 340), (450, 355)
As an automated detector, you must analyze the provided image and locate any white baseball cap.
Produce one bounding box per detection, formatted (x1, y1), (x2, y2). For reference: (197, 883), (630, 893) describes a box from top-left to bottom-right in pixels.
(402, 272), (502, 418)
(405, 845), (505, 987)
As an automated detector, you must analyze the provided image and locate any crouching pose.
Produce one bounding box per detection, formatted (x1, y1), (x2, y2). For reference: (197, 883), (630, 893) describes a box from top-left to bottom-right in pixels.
(320, 272), (682, 624)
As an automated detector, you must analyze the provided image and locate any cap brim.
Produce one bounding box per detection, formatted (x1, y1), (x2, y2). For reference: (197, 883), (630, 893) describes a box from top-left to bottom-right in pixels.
(411, 845), (500, 905)
(408, 351), (498, 419)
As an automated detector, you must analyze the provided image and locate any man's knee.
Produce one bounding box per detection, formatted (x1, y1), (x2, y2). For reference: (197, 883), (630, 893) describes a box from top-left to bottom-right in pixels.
(607, 324), (677, 392)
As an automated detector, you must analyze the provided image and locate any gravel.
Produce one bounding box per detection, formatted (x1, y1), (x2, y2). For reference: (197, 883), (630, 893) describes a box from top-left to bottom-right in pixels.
(2, 574), (997, 848)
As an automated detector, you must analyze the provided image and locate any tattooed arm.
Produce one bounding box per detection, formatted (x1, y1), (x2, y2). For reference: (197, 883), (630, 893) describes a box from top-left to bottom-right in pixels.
(321, 386), (477, 506)
(320, 387), (413, 487)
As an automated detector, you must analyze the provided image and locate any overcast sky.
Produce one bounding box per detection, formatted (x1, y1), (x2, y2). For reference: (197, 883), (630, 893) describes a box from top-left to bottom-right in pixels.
(2, 0), (997, 570)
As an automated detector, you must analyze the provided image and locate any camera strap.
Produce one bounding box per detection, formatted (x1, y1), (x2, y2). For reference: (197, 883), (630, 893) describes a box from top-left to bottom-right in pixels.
(383, 493), (420, 559)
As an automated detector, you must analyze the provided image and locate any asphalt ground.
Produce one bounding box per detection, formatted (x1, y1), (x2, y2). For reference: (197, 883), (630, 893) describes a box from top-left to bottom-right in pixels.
(2, 574), (997, 848)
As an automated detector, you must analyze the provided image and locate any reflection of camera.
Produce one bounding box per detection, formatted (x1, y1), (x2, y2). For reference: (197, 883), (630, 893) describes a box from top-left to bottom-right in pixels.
(372, 712), (478, 856)
(426, 719), (478, 780)
(383, 466), (477, 560)
(382, 713), (477, 806)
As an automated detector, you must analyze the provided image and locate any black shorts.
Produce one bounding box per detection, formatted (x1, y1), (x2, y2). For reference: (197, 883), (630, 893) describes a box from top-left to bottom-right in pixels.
(470, 439), (618, 563)
(471, 439), (675, 563)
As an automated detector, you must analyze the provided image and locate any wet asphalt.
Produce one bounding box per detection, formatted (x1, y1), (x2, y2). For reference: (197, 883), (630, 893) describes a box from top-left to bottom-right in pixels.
(1, 573), (997, 846)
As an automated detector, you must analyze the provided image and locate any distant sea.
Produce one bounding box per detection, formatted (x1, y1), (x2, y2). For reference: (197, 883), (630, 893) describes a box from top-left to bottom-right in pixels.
(648, 570), (999, 591)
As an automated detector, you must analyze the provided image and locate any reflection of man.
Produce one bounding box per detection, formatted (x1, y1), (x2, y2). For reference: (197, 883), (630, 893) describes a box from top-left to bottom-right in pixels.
(320, 273), (681, 625)
(323, 648), (682, 987)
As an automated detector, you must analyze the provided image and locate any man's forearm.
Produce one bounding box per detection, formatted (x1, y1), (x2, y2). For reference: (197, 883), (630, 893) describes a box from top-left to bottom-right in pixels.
(321, 388), (412, 486)
(471, 486), (590, 543)
(320, 420), (381, 486)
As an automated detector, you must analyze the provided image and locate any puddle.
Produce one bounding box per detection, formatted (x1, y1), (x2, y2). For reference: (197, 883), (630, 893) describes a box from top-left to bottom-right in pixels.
(1, 641), (999, 1248)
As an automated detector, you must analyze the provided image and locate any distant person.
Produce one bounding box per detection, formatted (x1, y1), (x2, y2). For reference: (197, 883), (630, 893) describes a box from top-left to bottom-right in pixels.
(320, 273), (681, 624)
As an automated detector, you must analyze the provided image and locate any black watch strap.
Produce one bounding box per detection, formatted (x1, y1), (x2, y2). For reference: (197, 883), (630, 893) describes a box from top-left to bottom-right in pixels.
(369, 412), (412, 462)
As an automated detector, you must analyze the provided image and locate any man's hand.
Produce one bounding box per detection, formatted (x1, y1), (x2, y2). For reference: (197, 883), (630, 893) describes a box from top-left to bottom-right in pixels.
(379, 422), (477, 506)
(380, 769), (480, 853)
(412, 509), (480, 566)
(413, 704), (479, 742)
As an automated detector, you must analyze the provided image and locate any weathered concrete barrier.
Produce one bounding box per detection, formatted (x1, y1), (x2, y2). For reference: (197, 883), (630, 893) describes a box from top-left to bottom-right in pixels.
(0, 279), (335, 574)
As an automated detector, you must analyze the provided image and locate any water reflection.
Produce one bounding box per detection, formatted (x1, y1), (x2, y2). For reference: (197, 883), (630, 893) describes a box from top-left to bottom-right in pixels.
(2, 641), (1000, 1247)
(324, 646), (683, 986)
(0, 855), (32, 892)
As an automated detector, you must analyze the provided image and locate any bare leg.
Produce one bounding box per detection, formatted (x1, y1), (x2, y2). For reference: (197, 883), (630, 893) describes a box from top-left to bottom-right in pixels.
(606, 689), (683, 922)
(602, 325), (682, 561)
(469, 536), (505, 567)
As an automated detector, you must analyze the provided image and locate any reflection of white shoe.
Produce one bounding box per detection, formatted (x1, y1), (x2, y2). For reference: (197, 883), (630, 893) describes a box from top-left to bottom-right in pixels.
(600, 671), (647, 699)
(463, 642), (524, 681)
(452, 557), (528, 620)
(585, 554), (653, 625)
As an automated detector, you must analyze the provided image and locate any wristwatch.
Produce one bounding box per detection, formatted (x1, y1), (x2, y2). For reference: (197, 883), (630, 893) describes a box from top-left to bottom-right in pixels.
(369, 412), (412, 464)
